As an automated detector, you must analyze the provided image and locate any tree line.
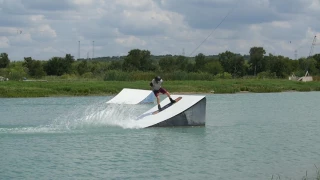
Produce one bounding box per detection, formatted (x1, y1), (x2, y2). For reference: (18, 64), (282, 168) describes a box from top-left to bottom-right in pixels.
(0, 46), (320, 81)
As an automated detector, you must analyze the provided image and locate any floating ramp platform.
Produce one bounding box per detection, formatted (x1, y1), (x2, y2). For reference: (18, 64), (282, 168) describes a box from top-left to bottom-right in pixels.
(135, 95), (206, 128)
(106, 88), (154, 104)
(106, 88), (206, 128)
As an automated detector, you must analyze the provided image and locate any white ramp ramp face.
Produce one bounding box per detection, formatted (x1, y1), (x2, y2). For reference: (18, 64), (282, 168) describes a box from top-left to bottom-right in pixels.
(135, 95), (206, 128)
(106, 88), (155, 104)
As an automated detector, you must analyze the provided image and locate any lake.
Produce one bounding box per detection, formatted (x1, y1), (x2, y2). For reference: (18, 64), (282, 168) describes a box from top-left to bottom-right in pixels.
(1, 92), (319, 180)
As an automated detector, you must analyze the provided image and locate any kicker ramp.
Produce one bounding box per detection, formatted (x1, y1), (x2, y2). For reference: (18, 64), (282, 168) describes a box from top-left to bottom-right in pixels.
(135, 95), (206, 128)
(106, 88), (154, 104)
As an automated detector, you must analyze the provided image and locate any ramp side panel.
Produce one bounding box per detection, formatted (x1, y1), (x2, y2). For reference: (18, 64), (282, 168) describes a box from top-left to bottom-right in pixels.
(135, 95), (206, 128)
(151, 98), (206, 127)
(106, 88), (154, 104)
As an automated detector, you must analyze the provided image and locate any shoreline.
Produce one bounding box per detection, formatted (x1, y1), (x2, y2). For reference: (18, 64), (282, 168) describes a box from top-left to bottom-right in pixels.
(2, 90), (316, 99)
(1, 79), (319, 98)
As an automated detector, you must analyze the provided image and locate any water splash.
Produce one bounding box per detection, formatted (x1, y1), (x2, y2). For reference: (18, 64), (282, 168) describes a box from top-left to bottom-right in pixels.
(0, 100), (152, 134)
(50, 100), (151, 130)
(0, 126), (66, 134)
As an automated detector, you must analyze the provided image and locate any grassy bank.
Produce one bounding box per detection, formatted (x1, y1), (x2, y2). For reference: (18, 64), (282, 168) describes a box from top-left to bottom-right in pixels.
(1, 79), (320, 98)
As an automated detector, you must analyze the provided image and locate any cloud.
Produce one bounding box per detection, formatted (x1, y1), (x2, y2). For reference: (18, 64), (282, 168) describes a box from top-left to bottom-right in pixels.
(20, 0), (75, 11)
(0, 0), (319, 60)
(0, 36), (10, 48)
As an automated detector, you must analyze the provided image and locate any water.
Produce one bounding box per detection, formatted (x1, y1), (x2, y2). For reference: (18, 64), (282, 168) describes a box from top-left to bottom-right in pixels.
(1, 92), (320, 180)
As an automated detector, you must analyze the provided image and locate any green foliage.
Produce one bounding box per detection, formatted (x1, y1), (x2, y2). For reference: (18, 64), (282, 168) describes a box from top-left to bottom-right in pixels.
(195, 53), (207, 72)
(257, 71), (276, 79)
(60, 74), (78, 80)
(122, 49), (155, 72)
(76, 60), (89, 75)
(267, 55), (291, 78)
(0, 61), (28, 80)
(1, 47), (320, 82)
(81, 72), (94, 79)
(176, 55), (189, 71)
(214, 72), (232, 79)
(0, 68), (7, 77)
(218, 51), (246, 77)
(3, 79), (320, 97)
(44, 54), (75, 76)
(164, 71), (214, 80)
(203, 61), (223, 75)
(23, 57), (46, 78)
(299, 57), (318, 75)
(314, 54), (320, 72)
(188, 72), (214, 80)
(108, 61), (122, 70)
(104, 70), (131, 81)
(249, 47), (266, 75)
(0, 53), (10, 68)
(218, 51), (235, 72)
(166, 70), (188, 80)
(44, 57), (65, 76)
(159, 56), (176, 72)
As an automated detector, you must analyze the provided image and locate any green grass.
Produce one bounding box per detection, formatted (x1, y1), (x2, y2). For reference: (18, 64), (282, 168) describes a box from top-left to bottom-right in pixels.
(1, 79), (320, 98)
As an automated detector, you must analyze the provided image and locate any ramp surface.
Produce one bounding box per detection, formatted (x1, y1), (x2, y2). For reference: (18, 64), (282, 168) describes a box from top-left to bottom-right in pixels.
(135, 95), (206, 128)
(106, 88), (154, 104)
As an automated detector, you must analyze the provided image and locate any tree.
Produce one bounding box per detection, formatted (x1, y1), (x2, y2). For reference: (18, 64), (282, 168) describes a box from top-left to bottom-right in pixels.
(176, 55), (188, 71)
(185, 63), (195, 72)
(64, 54), (75, 74)
(218, 51), (235, 72)
(122, 49), (154, 71)
(194, 53), (207, 72)
(218, 51), (245, 77)
(23, 57), (46, 78)
(298, 57), (318, 75)
(76, 60), (89, 75)
(230, 56), (246, 77)
(0, 53), (10, 68)
(108, 61), (122, 70)
(44, 54), (75, 76)
(159, 57), (176, 72)
(268, 56), (288, 78)
(44, 57), (64, 76)
(249, 47), (266, 76)
(139, 50), (153, 71)
(313, 54), (320, 74)
(204, 61), (223, 75)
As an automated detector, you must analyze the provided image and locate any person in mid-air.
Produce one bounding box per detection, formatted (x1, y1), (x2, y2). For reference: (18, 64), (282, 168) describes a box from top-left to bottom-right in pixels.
(150, 76), (176, 110)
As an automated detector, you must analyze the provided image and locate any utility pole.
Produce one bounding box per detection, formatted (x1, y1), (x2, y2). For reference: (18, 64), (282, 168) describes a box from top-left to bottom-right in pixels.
(294, 49), (297, 60)
(308, 35), (317, 58)
(305, 35), (317, 73)
(78, 41), (80, 60)
(92, 41), (94, 59)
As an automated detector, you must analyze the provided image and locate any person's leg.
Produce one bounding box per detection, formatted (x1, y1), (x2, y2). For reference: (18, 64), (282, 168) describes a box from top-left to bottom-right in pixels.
(160, 88), (176, 103)
(153, 90), (161, 110)
(156, 96), (160, 105)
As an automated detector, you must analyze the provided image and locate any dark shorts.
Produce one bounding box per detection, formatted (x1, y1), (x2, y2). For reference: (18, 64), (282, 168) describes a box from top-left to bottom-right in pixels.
(153, 88), (167, 97)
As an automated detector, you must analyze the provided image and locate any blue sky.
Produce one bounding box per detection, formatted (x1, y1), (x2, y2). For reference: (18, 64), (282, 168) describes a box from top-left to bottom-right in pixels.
(0, 0), (319, 60)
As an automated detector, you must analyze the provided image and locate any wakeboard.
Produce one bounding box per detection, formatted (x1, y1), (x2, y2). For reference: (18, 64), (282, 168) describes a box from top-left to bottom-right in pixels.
(152, 97), (182, 115)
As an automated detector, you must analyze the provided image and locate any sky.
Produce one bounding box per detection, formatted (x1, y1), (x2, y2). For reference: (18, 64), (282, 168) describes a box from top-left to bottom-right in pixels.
(0, 0), (320, 61)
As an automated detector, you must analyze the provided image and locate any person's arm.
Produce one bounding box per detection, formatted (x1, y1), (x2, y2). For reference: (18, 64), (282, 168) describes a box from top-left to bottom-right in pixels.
(150, 79), (154, 87)
(158, 79), (163, 86)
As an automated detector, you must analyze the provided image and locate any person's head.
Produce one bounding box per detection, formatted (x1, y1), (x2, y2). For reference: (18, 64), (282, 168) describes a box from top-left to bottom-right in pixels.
(155, 76), (161, 82)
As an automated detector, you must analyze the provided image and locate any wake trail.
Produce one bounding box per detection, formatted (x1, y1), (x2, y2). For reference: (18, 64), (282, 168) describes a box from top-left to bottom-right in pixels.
(0, 100), (152, 134)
